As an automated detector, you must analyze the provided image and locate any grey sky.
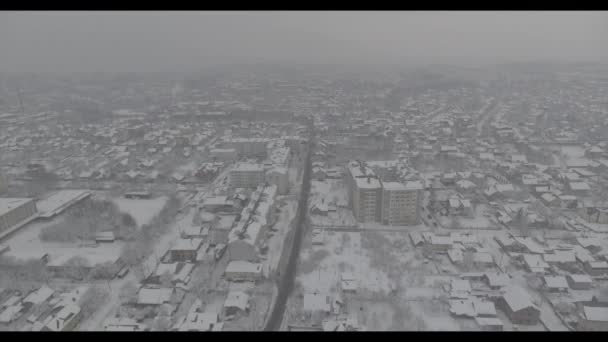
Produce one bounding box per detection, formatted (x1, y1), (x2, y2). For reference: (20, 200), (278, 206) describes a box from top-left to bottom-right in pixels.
(1, 11), (607, 72)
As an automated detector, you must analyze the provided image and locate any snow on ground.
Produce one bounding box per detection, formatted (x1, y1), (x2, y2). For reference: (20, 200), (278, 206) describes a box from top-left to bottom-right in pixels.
(409, 301), (461, 331)
(310, 209), (357, 227)
(111, 196), (168, 227)
(4, 217), (124, 265)
(265, 198), (297, 275)
(309, 179), (348, 206)
(297, 231), (393, 295)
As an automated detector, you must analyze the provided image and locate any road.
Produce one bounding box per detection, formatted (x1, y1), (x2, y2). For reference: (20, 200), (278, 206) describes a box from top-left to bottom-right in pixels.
(264, 121), (314, 331)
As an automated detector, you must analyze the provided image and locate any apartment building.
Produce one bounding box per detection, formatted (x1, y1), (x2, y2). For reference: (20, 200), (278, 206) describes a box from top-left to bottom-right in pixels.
(0, 198), (37, 235)
(381, 181), (422, 226)
(347, 163), (382, 223)
(229, 163), (266, 189)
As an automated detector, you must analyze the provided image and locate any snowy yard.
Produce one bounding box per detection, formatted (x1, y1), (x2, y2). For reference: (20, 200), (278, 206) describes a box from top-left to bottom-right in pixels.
(111, 196), (168, 227)
(3, 217), (124, 265)
(309, 179), (349, 207)
(438, 205), (496, 229)
(296, 231), (394, 295)
(265, 198), (297, 275)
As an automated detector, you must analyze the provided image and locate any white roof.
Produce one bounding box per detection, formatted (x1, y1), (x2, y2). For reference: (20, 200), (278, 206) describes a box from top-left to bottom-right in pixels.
(475, 316), (503, 327)
(37, 190), (91, 218)
(451, 279), (472, 293)
(457, 180), (476, 189)
(225, 260), (262, 274)
(303, 293), (331, 312)
(23, 286), (54, 305)
(354, 176), (381, 189)
(544, 276), (568, 289)
(137, 288), (173, 305)
(224, 291), (249, 311)
(570, 182), (591, 191)
(502, 286), (536, 312)
(484, 272), (510, 287)
(568, 274), (592, 283)
(382, 182), (408, 191)
(172, 238), (203, 251)
(583, 306), (608, 322)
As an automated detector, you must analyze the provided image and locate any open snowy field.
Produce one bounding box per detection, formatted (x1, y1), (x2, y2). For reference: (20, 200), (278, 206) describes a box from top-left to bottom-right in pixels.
(3, 217), (124, 265)
(297, 231), (394, 295)
(111, 196), (168, 227)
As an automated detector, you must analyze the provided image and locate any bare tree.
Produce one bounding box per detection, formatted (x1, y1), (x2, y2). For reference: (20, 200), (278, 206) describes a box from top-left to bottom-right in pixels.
(119, 281), (139, 305)
(79, 286), (110, 320)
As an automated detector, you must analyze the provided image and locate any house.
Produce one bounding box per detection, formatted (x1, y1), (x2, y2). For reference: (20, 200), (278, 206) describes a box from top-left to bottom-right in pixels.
(543, 276), (569, 293)
(543, 251), (576, 268)
(578, 206), (608, 225)
(169, 238), (203, 263)
(473, 253), (495, 267)
(409, 232), (425, 247)
(568, 181), (591, 196)
(540, 193), (561, 207)
(302, 293), (332, 314)
(584, 261), (608, 276)
(42, 304), (82, 331)
(104, 317), (146, 331)
(566, 274), (592, 290)
(136, 288), (174, 306)
(223, 291), (249, 317)
(428, 235), (453, 252)
(224, 261), (263, 282)
(448, 248), (463, 264)
(340, 273), (357, 293)
(475, 317), (503, 331)
(484, 272), (511, 290)
(577, 238), (602, 254)
(522, 254), (550, 274)
(181, 224), (210, 239)
(496, 286), (540, 325)
(578, 306), (608, 331)
(95, 231), (116, 243)
(23, 286), (54, 305)
(450, 279), (472, 299)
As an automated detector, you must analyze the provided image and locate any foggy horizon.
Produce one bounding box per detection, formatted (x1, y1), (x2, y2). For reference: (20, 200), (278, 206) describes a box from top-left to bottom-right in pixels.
(1, 11), (607, 73)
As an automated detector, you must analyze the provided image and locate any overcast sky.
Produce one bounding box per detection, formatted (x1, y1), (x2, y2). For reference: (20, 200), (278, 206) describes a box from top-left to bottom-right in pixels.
(1, 11), (607, 72)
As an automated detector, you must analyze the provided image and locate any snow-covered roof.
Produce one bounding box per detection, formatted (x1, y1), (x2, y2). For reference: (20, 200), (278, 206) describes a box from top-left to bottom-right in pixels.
(583, 306), (608, 322)
(544, 276), (568, 289)
(171, 238), (203, 252)
(0, 198), (34, 217)
(501, 286), (537, 313)
(303, 293), (331, 312)
(225, 260), (262, 274)
(137, 288), (173, 305)
(569, 182), (591, 191)
(224, 291), (249, 311)
(23, 286), (54, 305)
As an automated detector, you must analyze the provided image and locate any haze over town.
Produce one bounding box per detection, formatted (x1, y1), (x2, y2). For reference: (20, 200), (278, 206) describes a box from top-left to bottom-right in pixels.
(0, 11), (608, 332)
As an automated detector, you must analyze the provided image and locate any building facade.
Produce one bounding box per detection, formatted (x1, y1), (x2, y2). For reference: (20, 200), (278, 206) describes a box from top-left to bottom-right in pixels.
(229, 163), (266, 189)
(0, 198), (37, 235)
(381, 182), (421, 226)
(347, 163), (382, 223)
